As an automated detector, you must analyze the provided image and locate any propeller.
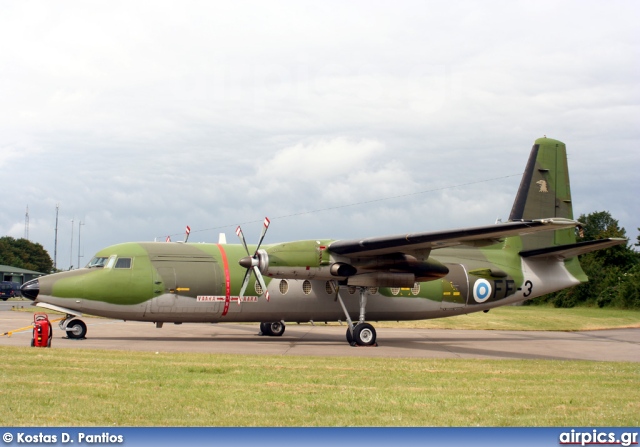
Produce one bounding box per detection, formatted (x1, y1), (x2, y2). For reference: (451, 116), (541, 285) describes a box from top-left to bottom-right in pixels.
(236, 217), (271, 303)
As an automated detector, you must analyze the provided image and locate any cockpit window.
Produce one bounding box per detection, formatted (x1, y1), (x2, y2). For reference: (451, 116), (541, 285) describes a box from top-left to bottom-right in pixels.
(87, 257), (109, 268)
(115, 257), (132, 269)
(105, 255), (117, 269)
(87, 256), (133, 269)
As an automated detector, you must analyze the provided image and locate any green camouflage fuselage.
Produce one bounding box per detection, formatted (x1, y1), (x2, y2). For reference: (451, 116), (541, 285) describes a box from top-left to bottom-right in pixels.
(33, 236), (582, 323)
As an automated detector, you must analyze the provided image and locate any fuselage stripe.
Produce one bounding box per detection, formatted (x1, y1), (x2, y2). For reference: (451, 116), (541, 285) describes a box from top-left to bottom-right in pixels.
(217, 244), (231, 316)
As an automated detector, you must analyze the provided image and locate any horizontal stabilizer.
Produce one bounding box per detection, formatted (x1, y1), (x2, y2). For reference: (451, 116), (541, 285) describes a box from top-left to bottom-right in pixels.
(519, 238), (627, 259)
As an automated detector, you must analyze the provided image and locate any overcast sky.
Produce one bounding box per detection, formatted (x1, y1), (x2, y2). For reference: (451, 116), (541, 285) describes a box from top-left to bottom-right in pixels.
(2, 0), (638, 270)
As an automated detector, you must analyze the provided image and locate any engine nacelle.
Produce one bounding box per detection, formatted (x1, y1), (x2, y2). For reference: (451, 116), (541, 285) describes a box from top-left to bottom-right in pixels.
(247, 239), (449, 285)
(329, 262), (357, 277)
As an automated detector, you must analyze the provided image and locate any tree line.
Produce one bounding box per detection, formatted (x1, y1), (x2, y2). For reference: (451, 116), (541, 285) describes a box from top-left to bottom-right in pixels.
(0, 236), (54, 274)
(530, 211), (640, 309)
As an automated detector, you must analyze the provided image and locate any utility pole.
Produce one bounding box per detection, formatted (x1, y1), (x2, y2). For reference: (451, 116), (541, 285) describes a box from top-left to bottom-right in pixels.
(24, 206), (29, 240)
(77, 221), (85, 269)
(70, 218), (74, 270)
(54, 204), (59, 271)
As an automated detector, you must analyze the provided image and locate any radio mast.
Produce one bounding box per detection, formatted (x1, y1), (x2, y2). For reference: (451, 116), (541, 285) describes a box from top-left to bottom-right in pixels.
(77, 221), (85, 269)
(24, 206), (29, 240)
(70, 218), (74, 270)
(54, 204), (59, 271)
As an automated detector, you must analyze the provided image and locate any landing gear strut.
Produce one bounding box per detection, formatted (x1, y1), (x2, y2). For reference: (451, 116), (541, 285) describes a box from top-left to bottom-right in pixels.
(336, 285), (377, 347)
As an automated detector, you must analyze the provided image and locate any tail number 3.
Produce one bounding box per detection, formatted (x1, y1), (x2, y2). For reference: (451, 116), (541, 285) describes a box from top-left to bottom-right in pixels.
(522, 280), (533, 297)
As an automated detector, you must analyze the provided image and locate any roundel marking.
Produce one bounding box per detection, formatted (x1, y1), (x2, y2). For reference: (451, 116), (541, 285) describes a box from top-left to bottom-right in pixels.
(473, 279), (492, 303)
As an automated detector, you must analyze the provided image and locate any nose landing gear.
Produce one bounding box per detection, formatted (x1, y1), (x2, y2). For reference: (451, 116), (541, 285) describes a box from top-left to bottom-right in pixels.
(60, 317), (87, 339)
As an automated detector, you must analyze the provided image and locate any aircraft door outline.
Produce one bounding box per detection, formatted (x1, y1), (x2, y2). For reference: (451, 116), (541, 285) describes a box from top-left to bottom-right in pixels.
(441, 264), (468, 310)
(150, 267), (177, 313)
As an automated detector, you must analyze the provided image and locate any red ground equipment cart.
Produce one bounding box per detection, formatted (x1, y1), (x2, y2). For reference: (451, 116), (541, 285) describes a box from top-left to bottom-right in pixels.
(32, 313), (52, 348)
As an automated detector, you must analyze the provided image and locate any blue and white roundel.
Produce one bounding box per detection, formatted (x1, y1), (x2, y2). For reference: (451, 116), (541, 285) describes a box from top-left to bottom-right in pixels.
(473, 279), (492, 303)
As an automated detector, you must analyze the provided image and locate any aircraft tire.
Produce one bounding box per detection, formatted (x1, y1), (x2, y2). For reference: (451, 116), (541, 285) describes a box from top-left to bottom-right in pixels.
(267, 321), (285, 337)
(346, 326), (354, 344)
(66, 319), (87, 339)
(260, 321), (285, 336)
(260, 322), (271, 336)
(30, 338), (35, 347)
(353, 323), (376, 346)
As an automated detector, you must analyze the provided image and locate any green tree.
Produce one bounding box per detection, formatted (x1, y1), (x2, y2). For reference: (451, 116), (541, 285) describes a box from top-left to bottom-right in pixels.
(532, 211), (639, 309)
(0, 237), (54, 273)
(615, 263), (640, 309)
(577, 211), (636, 267)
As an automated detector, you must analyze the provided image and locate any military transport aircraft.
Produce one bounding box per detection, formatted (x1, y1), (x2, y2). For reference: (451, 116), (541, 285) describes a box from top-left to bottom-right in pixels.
(21, 137), (625, 346)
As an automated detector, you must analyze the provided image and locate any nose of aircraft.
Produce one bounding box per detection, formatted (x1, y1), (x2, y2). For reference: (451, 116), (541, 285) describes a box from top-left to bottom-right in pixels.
(21, 279), (39, 301)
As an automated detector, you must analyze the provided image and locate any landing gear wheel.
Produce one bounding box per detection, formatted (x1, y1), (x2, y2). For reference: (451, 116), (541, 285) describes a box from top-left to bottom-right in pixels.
(261, 321), (285, 336)
(267, 321), (285, 337)
(353, 323), (376, 346)
(346, 325), (356, 344)
(66, 319), (87, 339)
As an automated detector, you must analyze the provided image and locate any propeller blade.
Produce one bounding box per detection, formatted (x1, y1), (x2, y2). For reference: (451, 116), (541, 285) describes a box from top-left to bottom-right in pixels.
(238, 267), (253, 303)
(255, 217), (270, 252)
(235, 226), (250, 256)
(253, 266), (270, 301)
(236, 217), (271, 304)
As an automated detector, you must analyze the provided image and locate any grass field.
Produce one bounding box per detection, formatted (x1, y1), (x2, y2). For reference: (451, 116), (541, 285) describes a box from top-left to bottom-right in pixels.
(2, 306), (638, 427)
(1, 346), (638, 427)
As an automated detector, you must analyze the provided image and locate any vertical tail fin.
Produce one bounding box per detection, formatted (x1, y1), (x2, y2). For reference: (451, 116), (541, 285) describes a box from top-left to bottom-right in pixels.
(509, 137), (576, 249)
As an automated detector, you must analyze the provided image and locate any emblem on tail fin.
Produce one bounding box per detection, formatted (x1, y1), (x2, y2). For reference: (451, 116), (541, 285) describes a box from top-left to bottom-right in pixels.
(536, 179), (549, 193)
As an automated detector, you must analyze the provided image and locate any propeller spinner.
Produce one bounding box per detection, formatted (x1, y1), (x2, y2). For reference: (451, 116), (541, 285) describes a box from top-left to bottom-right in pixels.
(236, 217), (271, 302)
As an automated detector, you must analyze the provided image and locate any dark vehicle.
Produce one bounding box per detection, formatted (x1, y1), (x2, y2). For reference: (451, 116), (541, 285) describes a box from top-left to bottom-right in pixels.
(0, 281), (21, 300)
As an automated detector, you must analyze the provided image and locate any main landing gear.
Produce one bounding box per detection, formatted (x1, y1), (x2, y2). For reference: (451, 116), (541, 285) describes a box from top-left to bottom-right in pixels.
(59, 316), (87, 339)
(259, 321), (286, 337)
(336, 285), (378, 347)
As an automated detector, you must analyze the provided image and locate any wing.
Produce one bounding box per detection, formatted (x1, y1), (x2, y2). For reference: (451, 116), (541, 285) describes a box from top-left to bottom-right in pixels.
(328, 218), (579, 257)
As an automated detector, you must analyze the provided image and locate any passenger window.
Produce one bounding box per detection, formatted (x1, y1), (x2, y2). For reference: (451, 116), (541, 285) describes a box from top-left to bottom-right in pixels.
(115, 258), (132, 269)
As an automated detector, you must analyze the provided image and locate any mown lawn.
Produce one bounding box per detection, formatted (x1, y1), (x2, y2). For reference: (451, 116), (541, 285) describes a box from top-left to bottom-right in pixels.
(1, 347), (638, 427)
